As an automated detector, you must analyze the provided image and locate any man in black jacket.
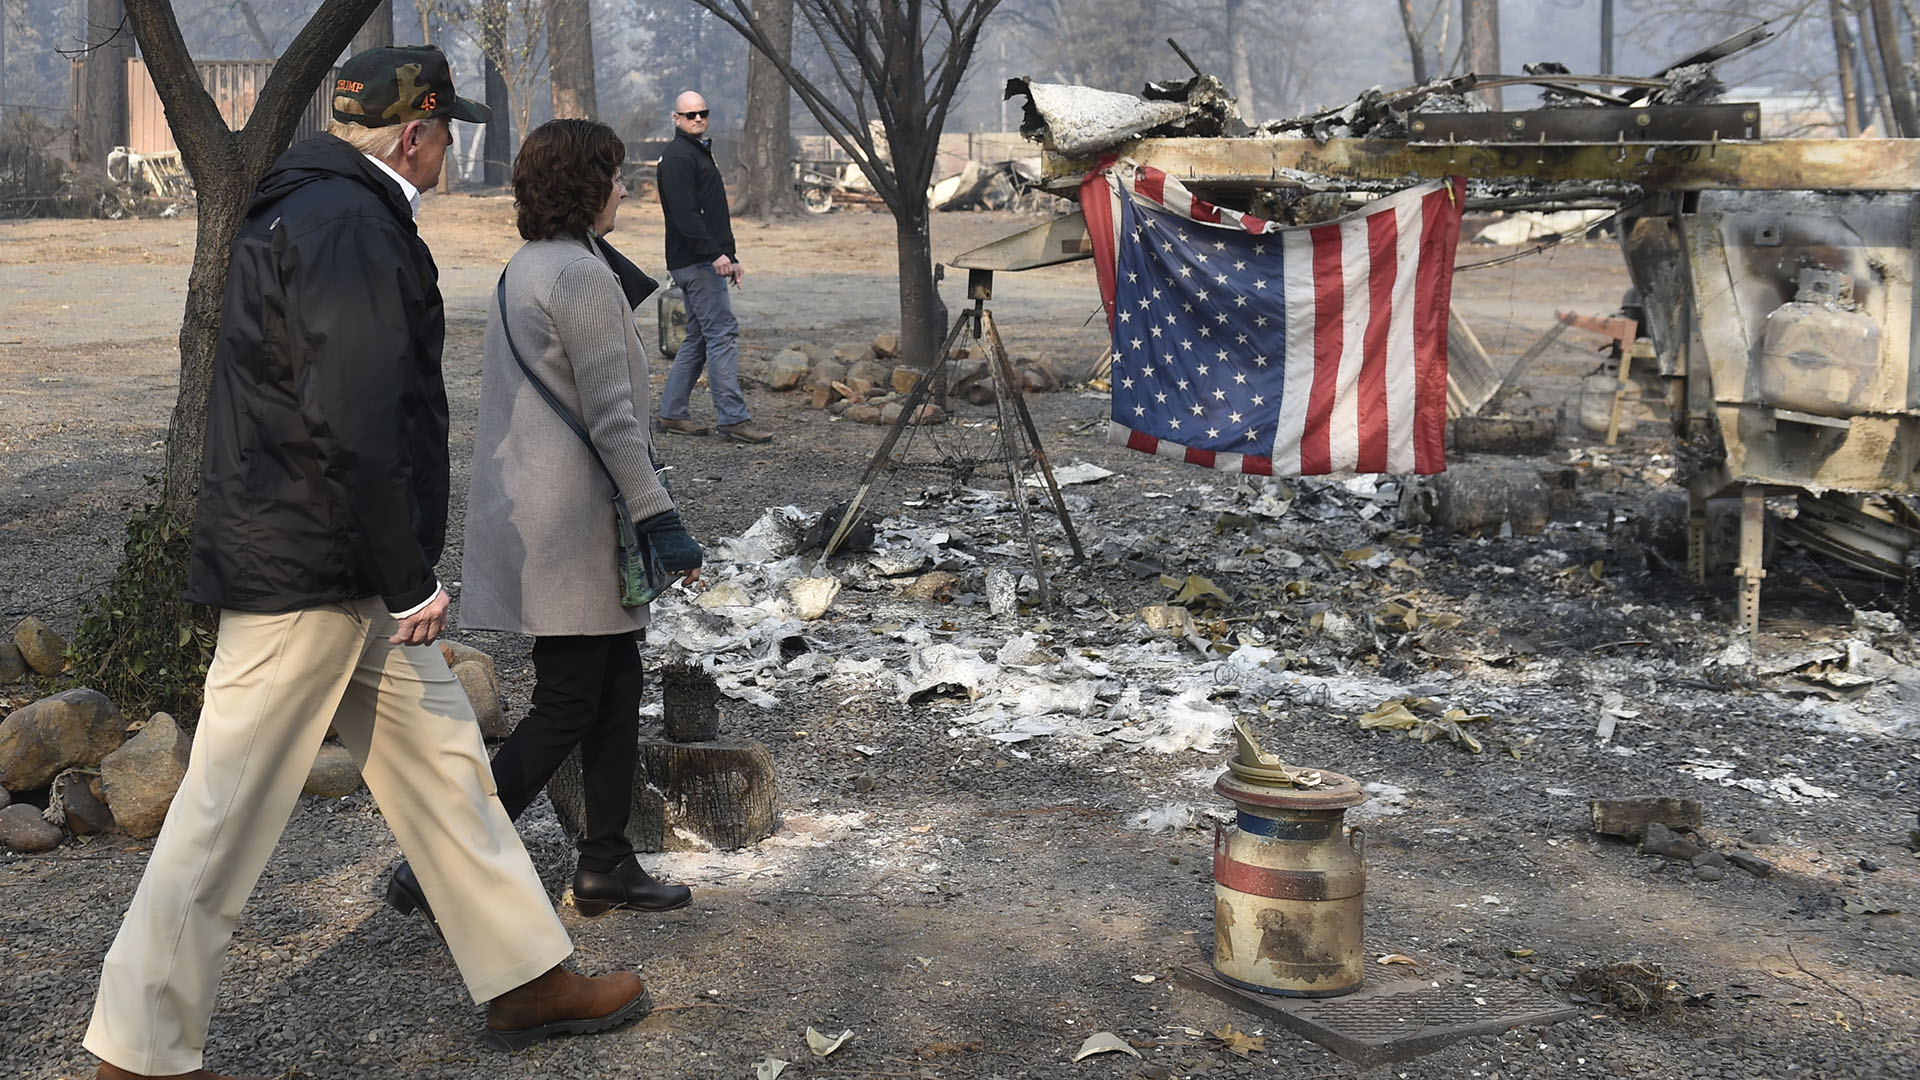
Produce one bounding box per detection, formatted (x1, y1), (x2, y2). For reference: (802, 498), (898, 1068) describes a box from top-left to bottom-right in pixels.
(656, 90), (773, 444)
(82, 48), (651, 1080)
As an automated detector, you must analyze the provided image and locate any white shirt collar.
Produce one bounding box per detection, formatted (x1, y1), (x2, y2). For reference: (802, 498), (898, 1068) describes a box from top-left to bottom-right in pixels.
(362, 152), (421, 220)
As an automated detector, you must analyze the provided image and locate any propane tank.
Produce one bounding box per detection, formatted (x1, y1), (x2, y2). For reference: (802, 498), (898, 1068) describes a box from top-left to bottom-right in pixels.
(1211, 722), (1368, 997)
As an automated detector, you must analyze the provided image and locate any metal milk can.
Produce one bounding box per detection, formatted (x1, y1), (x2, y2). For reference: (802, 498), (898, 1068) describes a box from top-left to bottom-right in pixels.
(1211, 723), (1368, 997)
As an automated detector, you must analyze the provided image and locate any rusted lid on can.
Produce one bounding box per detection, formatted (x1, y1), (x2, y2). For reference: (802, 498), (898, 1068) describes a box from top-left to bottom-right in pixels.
(1216, 769), (1368, 810)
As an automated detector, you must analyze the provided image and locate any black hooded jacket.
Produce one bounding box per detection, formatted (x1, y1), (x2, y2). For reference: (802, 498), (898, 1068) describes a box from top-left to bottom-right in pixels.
(185, 134), (448, 615)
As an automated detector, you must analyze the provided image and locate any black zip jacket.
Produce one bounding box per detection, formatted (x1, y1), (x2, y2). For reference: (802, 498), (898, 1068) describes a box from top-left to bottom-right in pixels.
(657, 129), (737, 271)
(185, 134), (448, 615)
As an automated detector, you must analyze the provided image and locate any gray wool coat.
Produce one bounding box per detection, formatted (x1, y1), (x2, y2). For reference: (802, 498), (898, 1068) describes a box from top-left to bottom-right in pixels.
(459, 235), (676, 636)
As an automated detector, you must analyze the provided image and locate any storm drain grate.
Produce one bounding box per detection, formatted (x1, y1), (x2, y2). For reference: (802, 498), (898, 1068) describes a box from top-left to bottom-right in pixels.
(1178, 960), (1579, 1067)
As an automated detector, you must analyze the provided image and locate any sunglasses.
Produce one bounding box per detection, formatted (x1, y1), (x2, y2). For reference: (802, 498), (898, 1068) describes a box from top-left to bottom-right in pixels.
(677, 109), (710, 119)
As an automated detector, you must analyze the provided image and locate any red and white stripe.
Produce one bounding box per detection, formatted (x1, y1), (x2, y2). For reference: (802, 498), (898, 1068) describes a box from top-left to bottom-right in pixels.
(1083, 161), (1463, 476)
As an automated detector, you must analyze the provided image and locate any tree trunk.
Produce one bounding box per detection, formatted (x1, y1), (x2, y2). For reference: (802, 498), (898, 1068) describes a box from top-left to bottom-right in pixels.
(1459, 0), (1500, 109)
(1396, 0), (1429, 83)
(351, 0), (393, 53)
(894, 205), (938, 372)
(1833, 0), (1865, 136)
(738, 0), (796, 218)
(549, 741), (780, 852)
(547, 0), (596, 119)
(1224, 0), (1254, 111)
(483, 12), (511, 185)
(82, 0), (131, 174)
(1868, 0), (1919, 136)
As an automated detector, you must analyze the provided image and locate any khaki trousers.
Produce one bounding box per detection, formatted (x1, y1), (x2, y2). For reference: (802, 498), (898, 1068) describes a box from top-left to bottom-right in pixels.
(84, 597), (574, 1075)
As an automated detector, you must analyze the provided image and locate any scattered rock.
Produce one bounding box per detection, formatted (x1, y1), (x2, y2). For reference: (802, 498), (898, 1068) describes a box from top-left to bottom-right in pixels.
(1727, 851), (1775, 878)
(872, 330), (899, 358)
(52, 768), (114, 834)
(0, 802), (61, 853)
(1641, 821), (1705, 862)
(1020, 358), (1060, 393)
(768, 350), (811, 390)
(0, 687), (126, 791)
(304, 742), (363, 798)
(1691, 851), (1728, 870)
(1590, 796), (1704, 840)
(846, 358), (890, 385)
(905, 571), (962, 602)
(0, 642), (26, 683)
(792, 340), (829, 365)
(452, 659), (508, 740)
(99, 711), (192, 839)
(890, 365), (926, 396)
(11, 616), (68, 676)
(0, 783), (9, 810)
(439, 640), (498, 685)
(986, 568), (1018, 618)
(1693, 864), (1726, 883)
(846, 404), (885, 425)
(807, 358), (847, 390)
(833, 340), (876, 365)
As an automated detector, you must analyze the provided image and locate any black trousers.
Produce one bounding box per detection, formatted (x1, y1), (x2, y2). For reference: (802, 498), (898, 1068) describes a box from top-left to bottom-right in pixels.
(489, 631), (644, 874)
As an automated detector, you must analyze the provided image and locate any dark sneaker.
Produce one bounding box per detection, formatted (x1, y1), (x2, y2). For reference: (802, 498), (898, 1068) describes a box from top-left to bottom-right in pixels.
(718, 421), (772, 444)
(658, 417), (710, 436)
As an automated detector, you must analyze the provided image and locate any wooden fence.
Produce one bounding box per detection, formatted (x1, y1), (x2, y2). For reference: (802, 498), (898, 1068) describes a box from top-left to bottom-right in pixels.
(72, 58), (334, 157)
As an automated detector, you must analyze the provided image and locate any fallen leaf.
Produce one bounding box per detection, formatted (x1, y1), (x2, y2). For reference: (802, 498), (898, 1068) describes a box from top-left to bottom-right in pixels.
(806, 1026), (853, 1057)
(1131, 974), (1157, 984)
(1375, 953), (1419, 970)
(1508, 947), (1535, 958)
(754, 1057), (789, 1080)
(1211, 1023), (1266, 1056)
(1072, 1031), (1141, 1062)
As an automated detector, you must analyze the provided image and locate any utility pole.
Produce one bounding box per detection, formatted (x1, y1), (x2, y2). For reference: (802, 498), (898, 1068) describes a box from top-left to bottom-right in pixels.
(1460, 0), (1501, 109)
(1599, 0), (1614, 75)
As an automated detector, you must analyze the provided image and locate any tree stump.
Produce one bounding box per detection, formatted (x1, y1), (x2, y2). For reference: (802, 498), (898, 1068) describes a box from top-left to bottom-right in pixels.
(546, 663), (778, 851)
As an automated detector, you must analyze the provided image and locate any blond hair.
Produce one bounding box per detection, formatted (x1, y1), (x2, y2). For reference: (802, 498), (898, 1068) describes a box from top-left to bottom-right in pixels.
(326, 117), (445, 163)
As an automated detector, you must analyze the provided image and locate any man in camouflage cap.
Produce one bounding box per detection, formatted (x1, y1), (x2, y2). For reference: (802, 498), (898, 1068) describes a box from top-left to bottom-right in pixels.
(82, 47), (652, 1080)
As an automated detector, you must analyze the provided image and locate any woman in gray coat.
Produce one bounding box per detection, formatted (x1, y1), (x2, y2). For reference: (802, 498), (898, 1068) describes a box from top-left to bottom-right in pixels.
(387, 119), (699, 930)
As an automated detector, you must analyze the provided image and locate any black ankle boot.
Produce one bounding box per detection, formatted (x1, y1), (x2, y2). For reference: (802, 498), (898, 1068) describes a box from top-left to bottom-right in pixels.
(385, 860), (446, 942)
(572, 857), (692, 916)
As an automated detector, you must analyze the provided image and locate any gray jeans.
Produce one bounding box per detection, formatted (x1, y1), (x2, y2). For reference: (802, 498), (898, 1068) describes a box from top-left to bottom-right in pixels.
(660, 262), (750, 427)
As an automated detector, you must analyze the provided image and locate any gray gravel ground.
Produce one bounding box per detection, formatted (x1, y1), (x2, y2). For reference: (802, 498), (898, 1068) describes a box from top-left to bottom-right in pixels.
(3, 205), (1918, 1079)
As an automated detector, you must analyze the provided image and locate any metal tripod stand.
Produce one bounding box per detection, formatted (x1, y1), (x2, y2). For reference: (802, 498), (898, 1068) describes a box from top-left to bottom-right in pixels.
(820, 268), (1086, 606)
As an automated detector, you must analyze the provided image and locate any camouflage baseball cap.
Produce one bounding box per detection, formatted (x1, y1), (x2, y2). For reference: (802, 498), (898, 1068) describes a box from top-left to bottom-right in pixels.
(333, 45), (490, 127)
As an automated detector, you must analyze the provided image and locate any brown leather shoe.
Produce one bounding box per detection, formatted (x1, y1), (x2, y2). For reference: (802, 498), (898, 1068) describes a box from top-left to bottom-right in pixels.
(483, 964), (652, 1051)
(97, 1063), (269, 1080)
(657, 416), (710, 436)
(718, 421), (773, 444)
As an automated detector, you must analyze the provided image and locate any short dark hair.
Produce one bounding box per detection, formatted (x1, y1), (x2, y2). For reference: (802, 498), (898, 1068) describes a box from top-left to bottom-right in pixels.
(512, 118), (626, 241)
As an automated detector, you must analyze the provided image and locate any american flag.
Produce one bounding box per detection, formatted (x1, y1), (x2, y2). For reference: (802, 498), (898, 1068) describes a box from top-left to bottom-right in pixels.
(1083, 162), (1464, 476)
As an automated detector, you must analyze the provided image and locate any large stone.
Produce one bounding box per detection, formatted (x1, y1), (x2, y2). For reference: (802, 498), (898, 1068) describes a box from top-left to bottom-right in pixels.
(890, 365), (927, 396)
(0, 687), (125, 791)
(736, 354), (774, 387)
(100, 712), (192, 839)
(792, 340), (830, 365)
(846, 404), (885, 425)
(832, 340), (876, 365)
(12, 616), (68, 676)
(846, 358), (891, 385)
(807, 358), (847, 390)
(454, 659), (509, 740)
(52, 768), (113, 835)
(872, 331), (900, 358)
(0, 783), (9, 810)
(304, 743), (363, 798)
(880, 401), (947, 427)
(1590, 796), (1703, 840)
(768, 350), (811, 391)
(439, 640), (498, 686)
(0, 642), (26, 683)
(1020, 358), (1061, 393)
(0, 802), (61, 853)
